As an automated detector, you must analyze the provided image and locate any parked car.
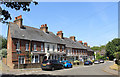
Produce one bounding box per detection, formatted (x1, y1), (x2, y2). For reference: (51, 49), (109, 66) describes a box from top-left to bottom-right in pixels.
(41, 59), (63, 71)
(84, 60), (93, 65)
(61, 60), (72, 68)
(94, 60), (100, 64)
(99, 59), (104, 63)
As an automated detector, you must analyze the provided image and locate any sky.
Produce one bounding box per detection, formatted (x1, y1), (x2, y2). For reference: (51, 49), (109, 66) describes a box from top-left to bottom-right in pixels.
(1, 2), (118, 47)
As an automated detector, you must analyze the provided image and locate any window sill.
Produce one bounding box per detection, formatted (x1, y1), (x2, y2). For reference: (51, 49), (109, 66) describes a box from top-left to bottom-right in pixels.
(25, 50), (29, 51)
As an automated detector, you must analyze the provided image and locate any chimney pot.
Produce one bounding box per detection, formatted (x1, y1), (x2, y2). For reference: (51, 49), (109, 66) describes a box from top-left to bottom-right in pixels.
(70, 36), (76, 41)
(14, 15), (23, 28)
(84, 42), (88, 47)
(57, 31), (63, 39)
(40, 24), (48, 33)
(78, 41), (83, 44)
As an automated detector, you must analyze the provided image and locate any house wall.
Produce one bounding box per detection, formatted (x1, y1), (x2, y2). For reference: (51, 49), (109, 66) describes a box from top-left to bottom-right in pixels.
(7, 26), (14, 68)
(44, 43), (57, 53)
(10, 38), (46, 68)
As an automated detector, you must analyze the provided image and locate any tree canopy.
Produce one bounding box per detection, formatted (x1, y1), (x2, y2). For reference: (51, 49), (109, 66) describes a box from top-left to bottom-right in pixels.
(0, 1), (38, 23)
(105, 38), (120, 60)
(0, 35), (7, 50)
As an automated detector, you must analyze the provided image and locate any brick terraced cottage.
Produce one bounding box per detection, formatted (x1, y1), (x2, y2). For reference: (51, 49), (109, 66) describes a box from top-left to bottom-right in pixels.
(7, 15), (66, 69)
(7, 15), (94, 69)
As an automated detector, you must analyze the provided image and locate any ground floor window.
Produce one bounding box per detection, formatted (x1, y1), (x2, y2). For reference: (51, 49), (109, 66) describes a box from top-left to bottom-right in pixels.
(31, 55), (39, 63)
(18, 56), (25, 64)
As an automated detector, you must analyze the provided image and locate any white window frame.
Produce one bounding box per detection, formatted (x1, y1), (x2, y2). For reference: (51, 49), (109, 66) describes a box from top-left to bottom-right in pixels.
(16, 41), (20, 50)
(34, 43), (37, 51)
(47, 45), (49, 52)
(73, 49), (74, 55)
(62, 46), (64, 52)
(58, 46), (60, 52)
(31, 55), (39, 63)
(18, 56), (25, 64)
(76, 50), (77, 55)
(53, 45), (55, 52)
(41, 43), (43, 52)
(25, 43), (29, 51)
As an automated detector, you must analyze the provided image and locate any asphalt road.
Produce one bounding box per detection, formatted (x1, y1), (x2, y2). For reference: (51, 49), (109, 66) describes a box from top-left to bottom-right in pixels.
(38, 61), (114, 75)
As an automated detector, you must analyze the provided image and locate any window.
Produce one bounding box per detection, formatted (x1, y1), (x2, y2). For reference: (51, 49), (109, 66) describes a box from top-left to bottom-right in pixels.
(16, 41), (20, 49)
(34, 43), (37, 51)
(76, 50), (77, 55)
(62, 46), (64, 52)
(18, 56), (25, 64)
(25, 43), (29, 51)
(47, 45), (49, 51)
(41, 43), (43, 51)
(58, 46), (60, 52)
(31, 55), (39, 63)
(73, 49), (74, 55)
(53, 45), (55, 51)
(78, 50), (80, 54)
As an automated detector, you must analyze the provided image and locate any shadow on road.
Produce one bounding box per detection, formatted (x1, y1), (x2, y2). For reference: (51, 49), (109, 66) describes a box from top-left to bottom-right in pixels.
(1, 74), (118, 77)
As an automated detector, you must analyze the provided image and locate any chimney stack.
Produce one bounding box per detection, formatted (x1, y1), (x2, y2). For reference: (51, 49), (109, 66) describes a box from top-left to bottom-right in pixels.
(84, 42), (88, 47)
(40, 24), (48, 33)
(70, 36), (76, 41)
(14, 15), (23, 28)
(57, 31), (63, 39)
(78, 41), (83, 44)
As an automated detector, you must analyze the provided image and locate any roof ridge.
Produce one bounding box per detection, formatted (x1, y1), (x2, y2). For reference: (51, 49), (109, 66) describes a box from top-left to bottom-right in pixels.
(24, 25), (40, 30)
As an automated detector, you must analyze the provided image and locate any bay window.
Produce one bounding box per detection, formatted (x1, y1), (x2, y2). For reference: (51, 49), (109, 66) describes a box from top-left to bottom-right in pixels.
(31, 55), (39, 63)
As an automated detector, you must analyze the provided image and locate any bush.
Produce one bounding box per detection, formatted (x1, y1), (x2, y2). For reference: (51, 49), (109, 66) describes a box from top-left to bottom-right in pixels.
(0, 49), (7, 58)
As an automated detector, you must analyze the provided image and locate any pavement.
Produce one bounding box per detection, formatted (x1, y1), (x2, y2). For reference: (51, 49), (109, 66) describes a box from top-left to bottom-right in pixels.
(102, 61), (118, 75)
(1, 60), (119, 76)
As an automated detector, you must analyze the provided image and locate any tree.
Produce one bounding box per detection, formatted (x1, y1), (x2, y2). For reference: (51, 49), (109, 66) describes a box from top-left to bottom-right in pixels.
(105, 38), (120, 60)
(0, 1), (38, 23)
(91, 46), (100, 51)
(0, 49), (7, 58)
(0, 35), (7, 50)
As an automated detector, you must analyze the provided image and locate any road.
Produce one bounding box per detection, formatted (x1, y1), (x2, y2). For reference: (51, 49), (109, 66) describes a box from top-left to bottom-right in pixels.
(9, 61), (115, 75)
(38, 61), (114, 75)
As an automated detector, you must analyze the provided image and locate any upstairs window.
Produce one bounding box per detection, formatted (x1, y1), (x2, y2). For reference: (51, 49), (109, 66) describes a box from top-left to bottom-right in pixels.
(34, 43), (37, 51)
(73, 49), (74, 55)
(47, 45), (49, 51)
(76, 50), (77, 55)
(25, 43), (29, 51)
(53, 45), (55, 51)
(62, 46), (64, 52)
(16, 41), (20, 49)
(41, 43), (43, 51)
(58, 46), (60, 52)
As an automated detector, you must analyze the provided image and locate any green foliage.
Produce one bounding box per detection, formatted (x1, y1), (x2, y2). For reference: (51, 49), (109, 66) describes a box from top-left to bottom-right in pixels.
(0, 49), (7, 58)
(105, 38), (120, 60)
(0, 35), (7, 50)
(91, 46), (100, 51)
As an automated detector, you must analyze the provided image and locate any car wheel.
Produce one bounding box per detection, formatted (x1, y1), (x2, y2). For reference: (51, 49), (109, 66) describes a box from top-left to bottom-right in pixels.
(70, 65), (72, 68)
(62, 66), (64, 69)
(51, 67), (54, 71)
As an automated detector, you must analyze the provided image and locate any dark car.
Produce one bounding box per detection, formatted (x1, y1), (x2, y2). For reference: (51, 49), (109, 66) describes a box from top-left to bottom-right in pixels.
(99, 59), (104, 63)
(41, 59), (63, 71)
(84, 61), (93, 65)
